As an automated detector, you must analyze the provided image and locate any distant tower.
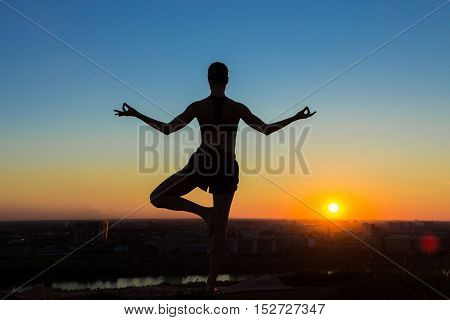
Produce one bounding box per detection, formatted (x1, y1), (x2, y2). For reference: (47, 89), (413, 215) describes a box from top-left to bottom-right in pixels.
(369, 224), (384, 250)
(73, 220), (109, 244)
(101, 220), (109, 240)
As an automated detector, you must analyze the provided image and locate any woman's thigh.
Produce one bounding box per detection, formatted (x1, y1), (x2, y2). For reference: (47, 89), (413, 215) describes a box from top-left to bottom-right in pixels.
(151, 172), (197, 199)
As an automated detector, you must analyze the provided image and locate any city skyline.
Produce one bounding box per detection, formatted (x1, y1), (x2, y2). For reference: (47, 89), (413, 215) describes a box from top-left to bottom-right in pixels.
(1, 218), (448, 299)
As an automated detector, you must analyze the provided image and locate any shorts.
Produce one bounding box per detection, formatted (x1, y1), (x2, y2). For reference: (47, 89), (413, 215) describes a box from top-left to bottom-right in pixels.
(179, 147), (239, 194)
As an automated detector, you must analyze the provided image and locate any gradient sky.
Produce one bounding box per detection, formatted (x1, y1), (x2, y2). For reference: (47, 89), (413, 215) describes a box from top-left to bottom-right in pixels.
(1, 0), (449, 221)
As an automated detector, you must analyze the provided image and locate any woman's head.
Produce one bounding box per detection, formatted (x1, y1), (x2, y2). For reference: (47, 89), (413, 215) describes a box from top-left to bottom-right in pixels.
(208, 62), (229, 87)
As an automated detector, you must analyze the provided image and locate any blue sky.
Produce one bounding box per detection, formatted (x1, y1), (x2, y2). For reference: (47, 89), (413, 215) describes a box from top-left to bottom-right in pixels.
(1, 0), (449, 160)
(1, 0), (448, 123)
(0, 0), (449, 220)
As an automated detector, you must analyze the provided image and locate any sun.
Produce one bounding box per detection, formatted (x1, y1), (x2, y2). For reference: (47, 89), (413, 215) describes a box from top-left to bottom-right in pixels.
(328, 202), (340, 214)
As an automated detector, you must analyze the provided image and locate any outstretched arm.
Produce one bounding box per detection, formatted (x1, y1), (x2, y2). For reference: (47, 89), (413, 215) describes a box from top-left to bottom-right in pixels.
(239, 104), (316, 135)
(114, 103), (195, 135)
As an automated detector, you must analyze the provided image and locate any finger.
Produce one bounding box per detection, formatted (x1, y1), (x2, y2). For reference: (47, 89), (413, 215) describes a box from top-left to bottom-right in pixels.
(113, 109), (121, 113)
(309, 111), (317, 117)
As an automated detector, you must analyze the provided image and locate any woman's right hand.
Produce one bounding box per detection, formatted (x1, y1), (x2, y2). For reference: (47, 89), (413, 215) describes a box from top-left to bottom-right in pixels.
(295, 106), (316, 119)
(114, 103), (139, 117)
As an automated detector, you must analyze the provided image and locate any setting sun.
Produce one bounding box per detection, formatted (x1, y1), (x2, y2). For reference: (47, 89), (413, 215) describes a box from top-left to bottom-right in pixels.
(328, 202), (340, 214)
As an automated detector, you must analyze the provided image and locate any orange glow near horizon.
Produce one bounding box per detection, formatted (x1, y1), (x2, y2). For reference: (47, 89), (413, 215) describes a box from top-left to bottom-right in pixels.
(0, 144), (449, 221)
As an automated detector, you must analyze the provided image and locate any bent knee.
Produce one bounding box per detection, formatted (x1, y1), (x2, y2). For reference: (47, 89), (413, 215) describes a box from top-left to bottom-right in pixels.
(150, 190), (165, 208)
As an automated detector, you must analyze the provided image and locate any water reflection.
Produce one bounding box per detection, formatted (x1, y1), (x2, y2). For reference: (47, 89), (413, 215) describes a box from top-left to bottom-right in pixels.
(51, 274), (253, 292)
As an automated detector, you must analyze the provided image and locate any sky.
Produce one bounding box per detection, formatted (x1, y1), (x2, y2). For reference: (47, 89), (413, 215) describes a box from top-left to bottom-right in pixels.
(0, 0), (449, 221)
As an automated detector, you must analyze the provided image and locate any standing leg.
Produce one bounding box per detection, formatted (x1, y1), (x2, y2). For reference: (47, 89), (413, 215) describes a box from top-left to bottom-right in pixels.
(150, 173), (210, 220)
(207, 192), (234, 292)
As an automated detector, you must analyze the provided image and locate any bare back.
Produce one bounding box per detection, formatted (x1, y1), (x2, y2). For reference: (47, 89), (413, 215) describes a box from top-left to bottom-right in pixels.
(192, 96), (242, 154)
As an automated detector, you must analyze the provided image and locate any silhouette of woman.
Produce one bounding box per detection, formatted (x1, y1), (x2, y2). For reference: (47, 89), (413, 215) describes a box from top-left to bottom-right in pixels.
(114, 62), (316, 293)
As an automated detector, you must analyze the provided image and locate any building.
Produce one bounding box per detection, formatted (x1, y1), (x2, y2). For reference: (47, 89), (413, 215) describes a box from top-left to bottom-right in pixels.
(73, 221), (108, 244)
(257, 238), (276, 254)
(238, 237), (257, 255)
(307, 237), (316, 248)
(369, 224), (384, 250)
(384, 235), (413, 255)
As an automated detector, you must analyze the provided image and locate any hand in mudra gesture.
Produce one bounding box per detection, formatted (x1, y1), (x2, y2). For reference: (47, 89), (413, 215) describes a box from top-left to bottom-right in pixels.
(296, 106), (316, 119)
(114, 103), (139, 117)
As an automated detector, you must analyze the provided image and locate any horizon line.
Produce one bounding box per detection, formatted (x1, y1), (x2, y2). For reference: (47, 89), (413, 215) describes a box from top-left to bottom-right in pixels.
(0, 218), (449, 223)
